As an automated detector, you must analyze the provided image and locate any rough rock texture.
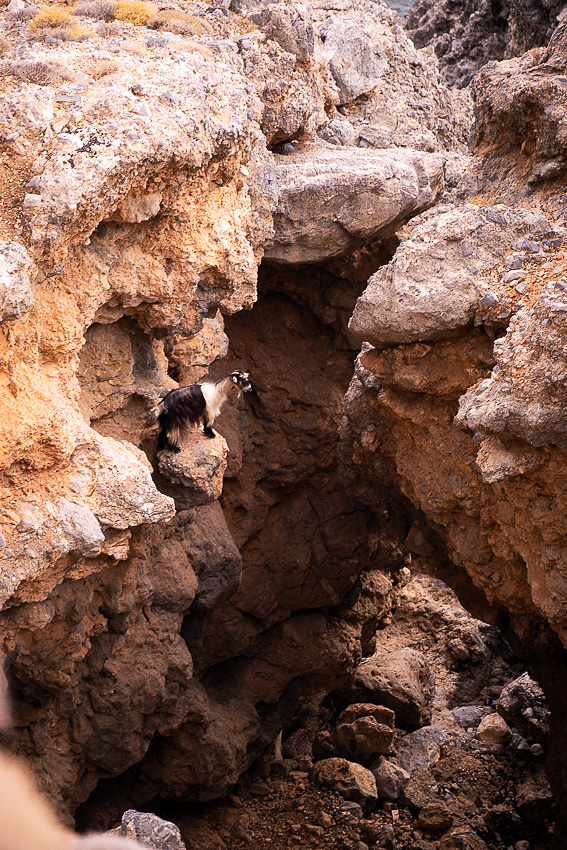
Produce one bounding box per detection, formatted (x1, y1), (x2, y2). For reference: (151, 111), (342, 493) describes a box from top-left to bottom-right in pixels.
(349, 203), (562, 346)
(310, 757), (378, 813)
(263, 143), (444, 264)
(354, 646), (435, 727)
(111, 810), (186, 850)
(0, 0), (465, 828)
(2, 0), (567, 846)
(405, 0), (567, 88)
(466, 22), (567, 206)
(164, 571), (553, 850)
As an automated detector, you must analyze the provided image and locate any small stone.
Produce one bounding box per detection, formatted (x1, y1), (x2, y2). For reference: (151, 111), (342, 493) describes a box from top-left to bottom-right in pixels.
(502, 270), (526, 283)
(485, 209), (508, 226)
(340, 801), (364, 819)
(249, 781), (270, 795)
(518, 239), (541, 253)
(476, 713), (511, 743)
(23, 194), (42, 209)
(479, 292), (499, 308)
(515, 281), (527, 294)
(310, 758), (378, 813)
(371, 757), (409, 801)
(530, 743), (544, 756)
(417, 802), (453, 831)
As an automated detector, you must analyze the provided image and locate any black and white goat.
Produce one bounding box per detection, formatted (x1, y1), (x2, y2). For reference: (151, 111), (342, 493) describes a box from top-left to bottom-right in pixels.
(152, 370), (253, 452)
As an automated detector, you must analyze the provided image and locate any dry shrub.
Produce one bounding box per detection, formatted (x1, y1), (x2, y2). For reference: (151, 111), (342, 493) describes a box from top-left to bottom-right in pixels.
(29, 22), (89, 40)
(0, 58), (74, 83)
(7, 5), (40, 20)
(89, 57), (120, 78)
(73, 0), (115, 19)
(146, 9), (212, 35)
(113, 0), (156, 25)
(93, 19), (121, 34)
(170, 38), (214, 61)
(28, 7), (76, 29)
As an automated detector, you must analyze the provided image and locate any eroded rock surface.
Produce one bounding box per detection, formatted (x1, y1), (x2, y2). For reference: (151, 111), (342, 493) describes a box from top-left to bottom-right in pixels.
(406, 0), (567, 88)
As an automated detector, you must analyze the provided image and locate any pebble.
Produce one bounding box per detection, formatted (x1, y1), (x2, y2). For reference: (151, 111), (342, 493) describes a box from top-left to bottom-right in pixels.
(518, 239), (541, 252)
(502, 270), (526, 283)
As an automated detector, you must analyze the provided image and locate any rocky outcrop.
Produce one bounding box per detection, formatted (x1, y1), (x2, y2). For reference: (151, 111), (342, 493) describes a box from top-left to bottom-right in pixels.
(263, 144), (444, 264)
(349, 203), (562, 346)
(470, 24), (567, 194)
(0, 0), (463, 829)
(405, 0), (567, 88)
(2, 0), (567, 846)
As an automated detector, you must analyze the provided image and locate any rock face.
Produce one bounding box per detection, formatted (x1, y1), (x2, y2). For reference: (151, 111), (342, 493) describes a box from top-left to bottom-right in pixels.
(405, 0), (567, 88)
(0, 0), (466, 831)
(263, 144), (444, 264)
(2, 0), (567, 846)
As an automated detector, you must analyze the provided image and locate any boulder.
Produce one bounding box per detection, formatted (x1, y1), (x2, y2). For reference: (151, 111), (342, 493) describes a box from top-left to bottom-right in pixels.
(114, 810), (186, 850)
(335, 703), (395, 761)
(496, 673), (550, 745)
(417, 802), (454, 832)
(349, 204), (562, 348)
(395, 727), (448, 775)
(263, 143), (444, 264)
(158, 433), (228, 508)
(476, 713), (512, 744)
(310, 758), (378, 813)
(355, 647), (435, 727)
(371, 757), (409, 801)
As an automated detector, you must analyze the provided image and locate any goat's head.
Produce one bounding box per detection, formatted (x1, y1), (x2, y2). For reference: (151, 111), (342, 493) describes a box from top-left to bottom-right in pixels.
(230, 370), (253, 393)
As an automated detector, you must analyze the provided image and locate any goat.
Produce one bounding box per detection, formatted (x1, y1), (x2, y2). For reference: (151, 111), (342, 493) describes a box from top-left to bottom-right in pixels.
(152, 370), (253, 453)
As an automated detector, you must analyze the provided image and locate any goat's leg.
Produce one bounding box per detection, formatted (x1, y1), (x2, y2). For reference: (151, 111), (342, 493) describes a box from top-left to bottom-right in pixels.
(158, 417), (182, 452)
(203, 413), (216, 438)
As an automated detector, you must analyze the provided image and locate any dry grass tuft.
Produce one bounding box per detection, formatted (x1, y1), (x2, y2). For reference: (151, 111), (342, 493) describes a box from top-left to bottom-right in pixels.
(170, 38), (214, 60)
(88, 57), (120, 78)
(146, 9), (212, 35)
(470, 194), (496, 207)
(29, 23), (89, 41)
(28, 7), (76, 29)
(0, 59), (74, 84)
(113, 0), (156, 25)
(73, 0), (115, 20)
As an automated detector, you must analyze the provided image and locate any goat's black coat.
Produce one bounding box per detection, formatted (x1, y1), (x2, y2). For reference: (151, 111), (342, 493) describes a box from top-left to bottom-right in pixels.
(156, 385), (207, 452)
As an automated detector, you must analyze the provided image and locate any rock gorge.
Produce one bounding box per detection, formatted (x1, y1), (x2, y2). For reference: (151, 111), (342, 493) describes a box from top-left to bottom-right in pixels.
(0, 0), (566, 848)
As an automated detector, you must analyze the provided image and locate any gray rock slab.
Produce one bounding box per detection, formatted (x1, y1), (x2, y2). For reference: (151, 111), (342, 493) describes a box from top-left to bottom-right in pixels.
(262, 142), (444, 264)
(349, 204), (562, 347)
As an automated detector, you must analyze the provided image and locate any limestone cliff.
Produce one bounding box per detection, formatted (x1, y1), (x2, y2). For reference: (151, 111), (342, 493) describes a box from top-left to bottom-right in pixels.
(1, 0), (567, 847)
(0, 0), (466, 827)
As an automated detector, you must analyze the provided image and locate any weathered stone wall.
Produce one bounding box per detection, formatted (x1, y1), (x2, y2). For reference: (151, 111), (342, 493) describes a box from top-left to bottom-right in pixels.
(0, 0), (466, 827)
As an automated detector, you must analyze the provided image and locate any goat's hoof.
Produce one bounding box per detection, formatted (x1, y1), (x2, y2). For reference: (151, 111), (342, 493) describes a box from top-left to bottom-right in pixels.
(204, 429), (215, 439)
(172, 446), (182, 453)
